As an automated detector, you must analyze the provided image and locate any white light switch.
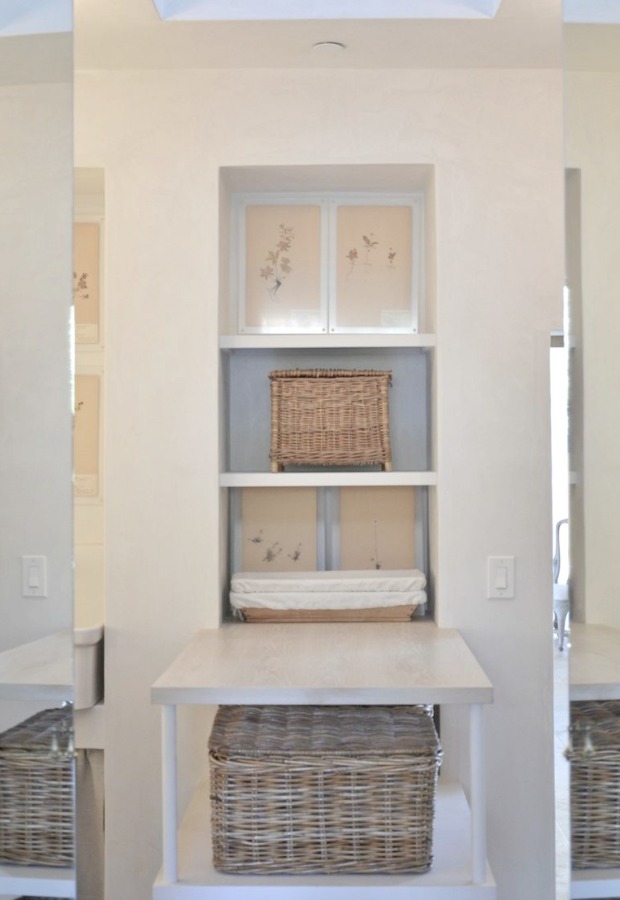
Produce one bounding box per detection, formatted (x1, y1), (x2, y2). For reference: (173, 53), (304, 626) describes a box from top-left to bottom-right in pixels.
(22, 556), (47, 598)
(487, 556), (514, 599)
(495, 565), (508, 590)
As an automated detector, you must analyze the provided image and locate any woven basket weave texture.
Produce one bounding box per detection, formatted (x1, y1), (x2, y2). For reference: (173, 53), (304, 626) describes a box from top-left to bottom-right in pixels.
(269, 369), (393, 471)
(0, 707), (74, 867)
(568, 699), (620, 869)
(209, 704), (441, 875)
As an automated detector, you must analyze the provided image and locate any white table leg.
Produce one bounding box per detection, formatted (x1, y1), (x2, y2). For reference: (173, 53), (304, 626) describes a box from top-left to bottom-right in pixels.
(161, 705), (178, 883)
(470, 702), (487, 884)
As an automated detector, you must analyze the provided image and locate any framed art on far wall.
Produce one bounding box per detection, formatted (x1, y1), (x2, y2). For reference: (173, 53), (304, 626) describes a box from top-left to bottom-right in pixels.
(74, 221), (101, 345)
(74, 372), (101, 499)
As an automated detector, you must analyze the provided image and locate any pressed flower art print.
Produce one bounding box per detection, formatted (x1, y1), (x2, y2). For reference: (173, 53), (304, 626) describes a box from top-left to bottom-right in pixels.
(243, 204), (323, 332)
(336, 205), (414, 331)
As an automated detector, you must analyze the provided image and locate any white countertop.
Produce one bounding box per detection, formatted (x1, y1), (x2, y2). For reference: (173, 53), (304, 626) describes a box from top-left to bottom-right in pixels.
(569, 623), (620, 701)
(151, 621), (493, 706)
(0, 631), (73, 703)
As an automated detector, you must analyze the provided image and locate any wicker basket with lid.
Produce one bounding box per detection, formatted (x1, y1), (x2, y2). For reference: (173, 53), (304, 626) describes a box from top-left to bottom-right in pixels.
(209, 704), (441, 875)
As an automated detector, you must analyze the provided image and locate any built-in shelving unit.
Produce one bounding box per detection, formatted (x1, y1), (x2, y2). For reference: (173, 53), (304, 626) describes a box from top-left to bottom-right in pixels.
(569, 624), (620, 900)
(151, 622), (496, 898)
(150, 175), (497, 898)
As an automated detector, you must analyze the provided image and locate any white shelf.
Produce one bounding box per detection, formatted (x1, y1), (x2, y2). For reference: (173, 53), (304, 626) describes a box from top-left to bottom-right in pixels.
(0, 863), (76, 898)
(220, 471), (437, 488)
(569, 624), (620, 701)
(220, 333), (436, 350)
(0, 632), (73, 703)
(151, 622), (493, 707)
(153, 781), (496, 899)
(571, 868), (620, 898)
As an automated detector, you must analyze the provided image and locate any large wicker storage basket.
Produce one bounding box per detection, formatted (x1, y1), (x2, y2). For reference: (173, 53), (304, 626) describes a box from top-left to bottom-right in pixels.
(269, 369), (393, 472)
(209, 704), (441, 875)
(0, 707), (74, 867)
(567, 700), (620, 868)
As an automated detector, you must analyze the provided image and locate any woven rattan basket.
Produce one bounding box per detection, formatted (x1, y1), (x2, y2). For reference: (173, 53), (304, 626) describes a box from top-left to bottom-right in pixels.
(0, 707), (74, 867)
(567, 700), (620, 868)
(269, 369), (393, 472)
(209, 704), (441, 875)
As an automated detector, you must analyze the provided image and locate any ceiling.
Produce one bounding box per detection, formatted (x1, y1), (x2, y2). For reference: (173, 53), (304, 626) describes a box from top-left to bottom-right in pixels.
(74, 0), (567, 70)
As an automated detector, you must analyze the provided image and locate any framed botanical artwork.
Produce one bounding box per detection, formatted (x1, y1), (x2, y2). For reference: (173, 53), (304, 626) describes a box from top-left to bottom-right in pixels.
(240, 487), (318, 571)
(239, 201), (326, 334)
(331, 200), (421, 333)
(339, 486), (416, 570)
(235, 193), (423, 335)
(74, 372), (101, 499)
(74, 221), (101, 345)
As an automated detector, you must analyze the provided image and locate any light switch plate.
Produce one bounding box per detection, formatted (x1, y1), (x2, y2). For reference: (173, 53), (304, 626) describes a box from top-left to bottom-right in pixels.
(22, 555), (47, 598)
(487, 556), (514, 599)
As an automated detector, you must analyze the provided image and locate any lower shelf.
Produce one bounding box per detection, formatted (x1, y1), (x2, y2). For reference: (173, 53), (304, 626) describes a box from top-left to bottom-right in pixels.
(0, 863), (76, 898)
(571, 867), (620, 899)
(153, 781), (496, 899)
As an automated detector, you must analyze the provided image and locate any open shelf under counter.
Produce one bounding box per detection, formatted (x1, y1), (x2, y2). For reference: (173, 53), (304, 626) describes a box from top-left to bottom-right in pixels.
(220, 470), (437, 488)
(220, 333), (436, 350)
(152, 623), (493, 897)
(0, 863), (76, 898)
(153, 781), (496, 900)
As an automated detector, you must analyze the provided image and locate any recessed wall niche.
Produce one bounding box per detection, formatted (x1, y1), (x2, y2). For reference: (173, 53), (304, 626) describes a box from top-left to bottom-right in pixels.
(219, 164), (437, 627)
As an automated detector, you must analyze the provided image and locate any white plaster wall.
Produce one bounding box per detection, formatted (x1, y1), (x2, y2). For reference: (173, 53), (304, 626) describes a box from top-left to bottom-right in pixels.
(75, 66), (563, 900)
(0, 80), (73, 652)
(565, 71), (620, 630)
